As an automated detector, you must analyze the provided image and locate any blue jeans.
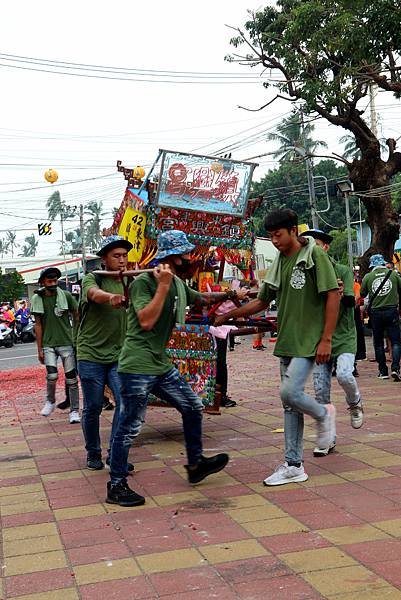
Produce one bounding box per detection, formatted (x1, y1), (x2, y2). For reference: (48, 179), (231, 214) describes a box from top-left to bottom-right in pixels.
(371, 306), (401, 374)
(280, 357), (327, 465)
(109, 368), (204, 485)
(78, 360), (121, 460)
(313, 353), (360, 407)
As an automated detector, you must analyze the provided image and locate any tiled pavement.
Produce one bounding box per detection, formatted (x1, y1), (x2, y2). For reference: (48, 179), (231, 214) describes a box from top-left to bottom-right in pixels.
(2, 339), (401, 599)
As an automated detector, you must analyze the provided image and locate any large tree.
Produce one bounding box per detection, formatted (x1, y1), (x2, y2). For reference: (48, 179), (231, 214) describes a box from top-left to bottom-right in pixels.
(228, 0), (401, 268)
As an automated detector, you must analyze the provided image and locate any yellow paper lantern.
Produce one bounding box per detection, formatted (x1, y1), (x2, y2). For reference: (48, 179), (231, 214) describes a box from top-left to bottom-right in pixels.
(44, 169), (59, 184)
(132, 166), (145, 180)
(211, 162), (223, 174)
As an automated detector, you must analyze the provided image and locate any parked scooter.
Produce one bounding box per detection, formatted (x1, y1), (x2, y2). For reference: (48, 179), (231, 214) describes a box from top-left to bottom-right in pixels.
(0, 324), (14, 348)
(13, 316), (36, 343)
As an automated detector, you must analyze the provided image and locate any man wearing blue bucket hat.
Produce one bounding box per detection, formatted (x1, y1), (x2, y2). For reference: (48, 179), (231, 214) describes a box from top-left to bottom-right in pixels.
(361, 254), (401, 380)
(77, 235), (135, 473)
(106, 230), (232, 507)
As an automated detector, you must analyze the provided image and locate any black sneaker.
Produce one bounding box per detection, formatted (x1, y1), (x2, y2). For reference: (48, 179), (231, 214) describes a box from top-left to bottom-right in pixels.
(87, 457), (104, 470)
(185, 454), (229, 484)
(377, 372), (389, 379)
(221, 397), (237, 408)
(57, 399), (71, 410)
(105, 457), (135, 472)
(392, 370), (401, 382)
(106, 481), (145, 507)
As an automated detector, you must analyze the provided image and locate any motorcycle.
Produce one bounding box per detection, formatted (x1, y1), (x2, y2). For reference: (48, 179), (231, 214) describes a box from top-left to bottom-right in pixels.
(0, 324), (14, 348)
(14, 316), (36, 343)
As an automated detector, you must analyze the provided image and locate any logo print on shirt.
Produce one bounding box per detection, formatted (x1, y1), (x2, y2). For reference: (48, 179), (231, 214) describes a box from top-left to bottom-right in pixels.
(372, 276), (392, 296)
(290, 266), (306, 290)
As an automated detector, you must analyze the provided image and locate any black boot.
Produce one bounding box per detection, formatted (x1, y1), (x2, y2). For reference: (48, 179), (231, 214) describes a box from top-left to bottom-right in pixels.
(185, 454), (229, 484)
(106, 481), (145, 507)
(87, 456), (104, 470)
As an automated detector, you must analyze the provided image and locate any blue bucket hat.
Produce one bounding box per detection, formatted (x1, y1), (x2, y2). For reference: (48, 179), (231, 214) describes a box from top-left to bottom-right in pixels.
(96, 235), (133, 257)
(369, 254), (386, 268)
(155, 230), (195, 260)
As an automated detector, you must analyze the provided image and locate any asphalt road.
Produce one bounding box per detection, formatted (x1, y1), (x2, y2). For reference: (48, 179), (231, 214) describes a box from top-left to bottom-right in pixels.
(0, 342), (38, 370)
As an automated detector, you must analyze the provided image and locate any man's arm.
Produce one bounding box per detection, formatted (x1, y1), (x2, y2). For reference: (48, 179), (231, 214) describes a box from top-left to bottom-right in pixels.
(87, 287), (126, 308)
(214, 298), (268, 326)
(34, 315), (44, 364)
(315, 289), (341, 364)
(137, 264), (173, 331)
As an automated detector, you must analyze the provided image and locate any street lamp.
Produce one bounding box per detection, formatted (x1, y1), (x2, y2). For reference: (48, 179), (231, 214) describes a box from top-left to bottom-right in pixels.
(336, 179), (354, 270)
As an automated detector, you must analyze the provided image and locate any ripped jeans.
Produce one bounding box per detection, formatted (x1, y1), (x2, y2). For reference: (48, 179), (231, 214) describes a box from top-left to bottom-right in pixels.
(280, 357), (327, 465)
(313, 353), (360, 408)
(43, 346), (79, 411)
(109, 368), (204, 485)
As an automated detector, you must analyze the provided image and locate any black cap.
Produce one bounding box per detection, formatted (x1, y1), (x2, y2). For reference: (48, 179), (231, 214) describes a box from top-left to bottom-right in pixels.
(38, 267), (62, 283)
(302, 229), (333, 244)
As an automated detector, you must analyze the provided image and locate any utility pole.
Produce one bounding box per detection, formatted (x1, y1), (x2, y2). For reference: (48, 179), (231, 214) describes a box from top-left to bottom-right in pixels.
(60, 206), (69, 287)
(80, 204), (86, 276)
(344, 192), (354, 270)
(299, 109), (319, 228)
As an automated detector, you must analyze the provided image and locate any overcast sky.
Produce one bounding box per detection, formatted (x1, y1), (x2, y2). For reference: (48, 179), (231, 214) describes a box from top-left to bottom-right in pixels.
(1, 0), (400, 258)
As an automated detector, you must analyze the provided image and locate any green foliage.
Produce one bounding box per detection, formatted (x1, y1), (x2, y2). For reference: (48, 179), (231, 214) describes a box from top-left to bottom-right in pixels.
(47, 191), (76, 221)
(85, 201), (105, 251)
(328, 228), (357, 264)
(0, 238), (9, 258)
(391, 173), (401, 212)
(0, 268), (25, 302)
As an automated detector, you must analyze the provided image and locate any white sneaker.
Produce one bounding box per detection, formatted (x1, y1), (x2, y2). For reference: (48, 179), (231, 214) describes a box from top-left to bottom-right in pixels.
(69, 410), (81, 424)
(263, 462), (308, 486)
(313, 439), (336, 457)
(316, 403), (336, 449)
(41, 401), (55, 417)
(349, 401), (364, 429)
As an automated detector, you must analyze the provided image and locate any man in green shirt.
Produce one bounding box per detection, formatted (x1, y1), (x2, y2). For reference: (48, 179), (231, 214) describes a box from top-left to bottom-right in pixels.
(302, 230), (363, 458)
(107, 230), (231, 507)
(215, 209), (340, 486)
(31, 267), (80, 424)
(77, 235), (135, 472)
(361, 253), (401, 380)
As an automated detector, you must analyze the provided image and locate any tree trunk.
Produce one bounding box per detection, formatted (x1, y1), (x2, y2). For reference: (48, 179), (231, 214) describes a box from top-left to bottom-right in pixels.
(349, 155), (400, 276)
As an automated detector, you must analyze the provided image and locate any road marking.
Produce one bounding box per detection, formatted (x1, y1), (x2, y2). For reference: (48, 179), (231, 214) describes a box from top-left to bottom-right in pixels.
(0, 353), (37, 361)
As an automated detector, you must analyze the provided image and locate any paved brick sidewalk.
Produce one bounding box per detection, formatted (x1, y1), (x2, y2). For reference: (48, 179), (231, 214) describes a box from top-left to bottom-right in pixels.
(2, 339), (401, 599)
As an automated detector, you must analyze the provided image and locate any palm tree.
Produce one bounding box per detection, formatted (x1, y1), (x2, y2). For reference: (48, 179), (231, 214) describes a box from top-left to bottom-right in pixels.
(6, 231), (18, 257)
(340, 134), (387, 161)
(64, 229), (82, 255)
(0, 238), (9, 258)
(85, 201), (105, 251)
(47, 191), (77, 220)
(267, 109), (328, 162)
(19, 234), (38, 257)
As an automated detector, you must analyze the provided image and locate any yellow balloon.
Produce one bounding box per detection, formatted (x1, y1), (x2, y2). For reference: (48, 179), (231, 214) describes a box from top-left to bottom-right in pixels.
(44, 169), (59, 184)
(132, 166), (145, 180)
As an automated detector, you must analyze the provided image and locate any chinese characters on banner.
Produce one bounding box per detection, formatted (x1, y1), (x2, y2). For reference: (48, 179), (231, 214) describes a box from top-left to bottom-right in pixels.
(156, 150), (256, 217)
(118, 206), (147, 262)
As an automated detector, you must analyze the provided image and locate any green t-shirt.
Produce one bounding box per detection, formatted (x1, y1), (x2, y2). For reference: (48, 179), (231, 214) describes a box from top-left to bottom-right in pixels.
(361, 267), (401, 309)
(118, 273), (200, 375)
(33, 291), (77, 348)
(258, 245), (338, 358)
(76, 273), (127, 364)
(331, 262), (357, 357)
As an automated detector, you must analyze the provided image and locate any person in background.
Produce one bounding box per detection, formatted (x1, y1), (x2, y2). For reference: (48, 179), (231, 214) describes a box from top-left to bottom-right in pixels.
(361, 254), (401, 380)
(31, 267), (80, 424)
(302, 229), (363, 459)
(14, 300), (30, 325)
